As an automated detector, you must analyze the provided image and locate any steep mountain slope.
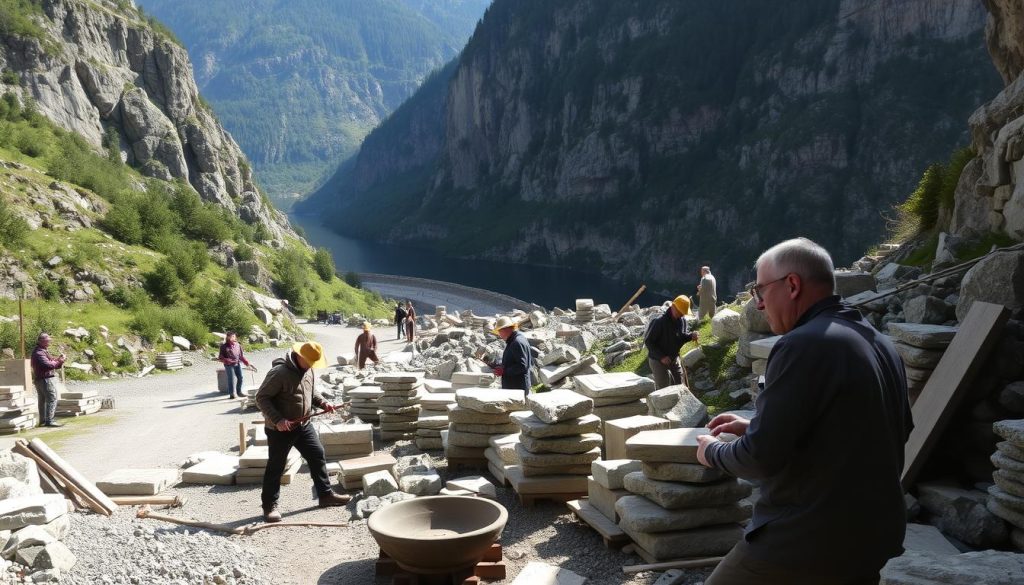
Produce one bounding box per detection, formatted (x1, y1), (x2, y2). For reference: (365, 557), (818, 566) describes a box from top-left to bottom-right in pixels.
(301, 0), (1002, 294)
(136, 0), (490, 206)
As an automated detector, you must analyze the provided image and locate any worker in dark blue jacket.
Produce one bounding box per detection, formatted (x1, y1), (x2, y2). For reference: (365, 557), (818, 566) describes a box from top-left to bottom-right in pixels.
(644, 295), (699, 388)
(483, 316), (533, 394)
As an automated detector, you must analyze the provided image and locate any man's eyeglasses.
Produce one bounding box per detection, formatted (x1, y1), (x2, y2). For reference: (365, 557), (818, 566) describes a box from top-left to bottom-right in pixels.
(749, 274), (790, 303)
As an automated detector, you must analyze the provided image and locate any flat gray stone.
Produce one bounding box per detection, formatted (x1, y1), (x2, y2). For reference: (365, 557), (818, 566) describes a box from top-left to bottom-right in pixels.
(455, 389), (526, 414)
(993, 452), (1024, 473)
(998, 441), (1024, 462)
(994, 419), (1024, 446)
(520, 433), (603, 455)
(885, 323), (958, 349)
(521, 464), (592, 477)
(15, 541), (75, 571)
(446, 475), (496, 499)
(509, 561), (586, 585)
(95, 469), (179, 496)
(1, 525), (54, 560)
(622, 472), (751, 510)
(893, 341), (944, 369)
(540, 346), (581, 367)
(591, 460), (641, 490)
(317, 422), (374, 445)
(488, 435), (521, 464)
(621, 523), (743, 561)
(902, 523), (959, 555)
(399, 472), (442, 496)
(573, 373), (655, 401)
(374, 372), (424, 384)
(527, 390), (594, 424)
(646, 386), (707, 426)
(881, 550), (1024, 585)
(642, 461), (726, 483)
(593, 401), (648, 421)
(538, 355), (598, 386)
(917, 483), (1009, 547)
(362, 470), (399, 497)
(447, 430), (496, 448)
(748, 336), (781, 359)
(451, 372), (496, 387)
(447, 405), (513, 424)
(515, 445), (601, 468)
(987, 497), (1024, 528)
(513, 412), (600, 438)
(0, 496), (67, 532)
(616, 494), (751, 533)
(988, 484), (1024, 514)
(994, 469), (1024, 498)
(625, 428), (710, 463)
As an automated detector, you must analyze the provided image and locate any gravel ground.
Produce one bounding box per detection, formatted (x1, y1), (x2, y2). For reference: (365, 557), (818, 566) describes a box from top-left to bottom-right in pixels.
(7, 322), (713, 585)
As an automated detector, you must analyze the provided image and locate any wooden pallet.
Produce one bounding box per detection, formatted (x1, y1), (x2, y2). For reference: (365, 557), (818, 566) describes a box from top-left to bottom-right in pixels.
(446, 457), (488, 469)
(516, 491), (585, 507)
(376, 543), (505, 584)
(567, 499), (630, 549)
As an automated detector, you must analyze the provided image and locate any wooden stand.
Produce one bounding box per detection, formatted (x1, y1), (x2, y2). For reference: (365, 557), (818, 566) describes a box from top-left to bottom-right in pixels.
(376, 543), (505, 584)
(516, 491), (585, 507)
(567, 499), (630, 549)
(445, 457), (487, 470)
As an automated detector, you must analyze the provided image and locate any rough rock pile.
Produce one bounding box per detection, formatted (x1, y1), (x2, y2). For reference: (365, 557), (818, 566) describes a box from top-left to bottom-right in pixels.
(885, 323), (957, 403)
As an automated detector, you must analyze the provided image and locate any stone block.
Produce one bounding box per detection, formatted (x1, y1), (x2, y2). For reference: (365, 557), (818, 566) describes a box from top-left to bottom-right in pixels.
(625, 428), (710, 463)
(363, 470), (399, 497)
(446, 475), (496, 499)
(399, 472), (442, 496)
(751, 359), (767, 375)
(447, 405), (513, 424)
(994, 469), (1024, 498)
(451, 372), (495, 387)
(522, 464), (592, 477)
(1, 525), (54, 560)
(682, 347), (704, 368)
(892, 341), (944, 369)
(444, 445), (487, 459)
(622, 473), (751, 509)
(540, 345), (581, 367)
(646, 385), (707, 427)
(515, 445), (601, 468)
(509, 562), (586, 585)
(616, 495), (751, 533)
(886, 323), (958, 349)
(591, 459), (641, 490)
(621, 523), (743, 561)
(994, 419), (1024, 445)
(914, 483), (1009, 548)
(0, 495), (67, 532)
(902, 523), (960, 555)
(642, 461), (726, 483)
(513, 412), (600, 438)
(593, 400), (648, 421)
(455, 389), (526, 414)
(881, 550), (1024, 585)
(748, 336), (781, 359)
(15, 540), (76, 572)
(604, 415), (674, 461)
(903, 296), (953, 324)
(180, 456), (239, 486)
(338, 454), (397, 480)
(419, 394), (457, 410)
(834, 270), (876, 298)
(573, 373), (655, 401)
(448, 429), (497, 448)
(488, 434), (521, 464)
(538, 355), (598, 386)
(503, 466), (588, 494)
(374, 372), (425, 384)
(95, 468), (179, 496)
(993, 452), (1024, 473)
(710, 308), (743, 342)
(520, 433), (603, 455)
(588, 477), (629, 522)
(527, 390), (594, 423)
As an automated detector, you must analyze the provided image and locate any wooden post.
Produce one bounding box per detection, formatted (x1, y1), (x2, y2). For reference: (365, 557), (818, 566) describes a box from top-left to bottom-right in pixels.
(612, 285), (647, 321)
(18, 293), (24, 359)
(239, 422), (247, 455)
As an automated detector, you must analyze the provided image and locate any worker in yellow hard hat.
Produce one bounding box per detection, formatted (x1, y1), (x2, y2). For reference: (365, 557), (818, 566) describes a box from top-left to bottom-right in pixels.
(643, 295), (699, 389)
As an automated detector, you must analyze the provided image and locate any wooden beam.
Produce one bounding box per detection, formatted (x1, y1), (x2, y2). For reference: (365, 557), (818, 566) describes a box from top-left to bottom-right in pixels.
(238, 422), (247, 456)
(622, 556), (723, 573)
(110, 495), (186, 507)
(13, 440), (106, 514)
(613, 285), (647, 322)
(28, 438), (118, 515)
(901, 301), (1009, 489)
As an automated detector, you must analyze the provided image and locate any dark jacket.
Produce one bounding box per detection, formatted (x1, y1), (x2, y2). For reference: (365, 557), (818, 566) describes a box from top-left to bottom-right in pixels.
(643, 309), (691, 361)
(256, 352), (327, 429)
(394, 306), (407, 324)
(705, 296), (912, 578)
(31, 345), (62, 380)
(218, 341), (250, 367)
(498, 330), (532, 392)
(355, 332), (377, 354)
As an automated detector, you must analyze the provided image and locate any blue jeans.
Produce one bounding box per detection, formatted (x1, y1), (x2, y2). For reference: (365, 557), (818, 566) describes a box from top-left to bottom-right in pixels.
(225, 364), (243, 396)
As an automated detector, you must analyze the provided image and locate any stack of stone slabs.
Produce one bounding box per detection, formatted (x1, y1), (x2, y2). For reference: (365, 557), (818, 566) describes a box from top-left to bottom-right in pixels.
(0, 385), (36, 433)
(575, 299), (595, 323)
(375, 373), (424, 441)
(446, 389), (524, 461)
(236, 446), (301, 485)
(885, 323), (957, 404)
(417, 392), (455, 451)
(316, 421), (373, 461)
(587, 459), (641, 524)
(574, 372), (655, 422)
(485, 433), (520, 485)
(451, 372), (495, 391)
(348, 385), (383, 423)
(507, 390), (601, 499)
(338, 453), (398, 490)
(56, 390), (101, 417)
(989, 419), (1024, 550)
(619, 428), (752, 562)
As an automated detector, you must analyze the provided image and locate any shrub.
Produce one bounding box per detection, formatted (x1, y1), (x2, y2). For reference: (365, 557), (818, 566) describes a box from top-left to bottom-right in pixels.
(36, 277), (59, 301)
(223, 268), (242, 288)
(234, 242), (255, 262)
(0, 195), (29, 247)
(105, 284), (148, 309)
(25, 310), (60, 348)
(100, 205), (143, 244)
(158, 306), (209, 345)
(0, 321), (16, 352)
(344, 271), (362, 289)
(164, 241), (208, 285)
(275, 248), (310, 311)
(1, 70), (18, 86)
(143, 260), (182, 305)
(313, 247), (335, 282)
(194, 287), (255, 335)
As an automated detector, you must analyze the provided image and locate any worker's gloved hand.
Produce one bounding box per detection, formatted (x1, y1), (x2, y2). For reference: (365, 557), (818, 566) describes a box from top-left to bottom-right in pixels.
(321, 402), (336, 414)
(275, 419), (294, 432)
(492, 366), (505, 377)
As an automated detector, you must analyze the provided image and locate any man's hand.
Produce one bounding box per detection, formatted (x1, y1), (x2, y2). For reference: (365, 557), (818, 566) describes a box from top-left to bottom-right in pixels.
(248, 365), (258, 372)
(320, 402), (336, 414)
(660, 356), (671, 366)
(707, 413), (750, 437)
(690, 332), (699, 342)
(492, 366), (505, 377)
(696, 434), (719, 467)
(275, 419), (294, 432)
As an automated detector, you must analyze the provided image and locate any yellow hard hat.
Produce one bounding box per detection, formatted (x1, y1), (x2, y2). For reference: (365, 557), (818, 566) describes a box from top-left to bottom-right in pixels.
(362, 322), (371, 331)
(291, 341), (327, 369)
(671, 295), (691, 316)
(491, 316), (517, 335)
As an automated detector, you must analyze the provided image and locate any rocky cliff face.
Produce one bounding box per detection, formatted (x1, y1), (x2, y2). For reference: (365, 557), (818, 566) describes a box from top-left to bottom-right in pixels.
(0, 0), (291, 239)
(309, 0), (1000, 295)
(951, 0), (1024, 242)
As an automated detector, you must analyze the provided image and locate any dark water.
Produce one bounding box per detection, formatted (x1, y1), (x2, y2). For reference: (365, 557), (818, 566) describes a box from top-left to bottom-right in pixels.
(291, 215), (665, 310)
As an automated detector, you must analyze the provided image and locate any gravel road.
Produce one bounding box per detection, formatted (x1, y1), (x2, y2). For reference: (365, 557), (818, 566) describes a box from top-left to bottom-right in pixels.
(12, 322), (709, 585)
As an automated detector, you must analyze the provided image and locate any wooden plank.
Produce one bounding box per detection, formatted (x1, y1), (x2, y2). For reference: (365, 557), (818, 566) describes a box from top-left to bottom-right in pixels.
(901, 301), (1009, 489)
(622, 556), (724, 573)
(13, 440), (105, 514)
(28, 438), (118, 515)
(567, 499), (630, 548)
(238, 422), (247, 456)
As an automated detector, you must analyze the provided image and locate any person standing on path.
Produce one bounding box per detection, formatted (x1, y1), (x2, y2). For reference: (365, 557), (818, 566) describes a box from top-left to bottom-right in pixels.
(404, 301), (417, 343)
(393, 303), (407, 341)
(698, 265), (718, 320)
(354, 322), (380, 369)
(31, 333), (65, 428)
(482, 316), (533, 394)
(255, 341), (350, 522)
(218, 332), (255, 399)
(696, 238), (912, 585)
(644, 295), (698, 389)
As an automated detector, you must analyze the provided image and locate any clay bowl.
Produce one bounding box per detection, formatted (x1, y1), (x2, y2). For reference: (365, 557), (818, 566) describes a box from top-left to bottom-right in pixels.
(367, 495), (508, 574)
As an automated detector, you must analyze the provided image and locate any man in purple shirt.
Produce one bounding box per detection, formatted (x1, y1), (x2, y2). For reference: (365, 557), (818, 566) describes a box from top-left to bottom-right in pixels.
(31, 333), (66, 428)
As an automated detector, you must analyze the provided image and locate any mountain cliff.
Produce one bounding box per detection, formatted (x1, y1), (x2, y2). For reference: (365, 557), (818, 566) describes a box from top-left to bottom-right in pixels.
(136, 0), (490, 206)
(300, 0), (1001, 295)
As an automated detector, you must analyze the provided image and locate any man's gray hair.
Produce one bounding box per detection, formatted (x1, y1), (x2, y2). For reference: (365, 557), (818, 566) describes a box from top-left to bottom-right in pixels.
(755, 238), (835, 292)
(37, 332), (50, 341)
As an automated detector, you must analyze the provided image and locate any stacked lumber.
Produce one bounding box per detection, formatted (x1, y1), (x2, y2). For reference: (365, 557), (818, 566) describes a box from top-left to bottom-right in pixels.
(154, 351), (184, 370)
(235, 446), (300, 485)
(56, 390), (101, 417)
(12, 438), (118, 516)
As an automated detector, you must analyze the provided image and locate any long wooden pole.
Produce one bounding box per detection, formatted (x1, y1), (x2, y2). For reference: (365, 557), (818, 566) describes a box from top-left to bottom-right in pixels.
(28, 438), (118, 515)
(238, 422), (247, 456)
(622, 556), (723, 573)
(613, 285), (646, 321)
(13, 441), (107, 515)
(111, 495), (185, 507)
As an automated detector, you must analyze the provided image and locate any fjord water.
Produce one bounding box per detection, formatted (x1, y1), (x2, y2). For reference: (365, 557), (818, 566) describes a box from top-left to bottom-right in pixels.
(292, 215), (663, 310)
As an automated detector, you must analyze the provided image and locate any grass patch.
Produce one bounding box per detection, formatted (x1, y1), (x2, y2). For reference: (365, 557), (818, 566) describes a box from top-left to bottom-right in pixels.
(19, 410), (118, 451)
(955, 231), (1017, 263)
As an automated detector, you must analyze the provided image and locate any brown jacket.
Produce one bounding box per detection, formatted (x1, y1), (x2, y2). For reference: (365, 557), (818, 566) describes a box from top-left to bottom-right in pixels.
(256, 352), (326, 428)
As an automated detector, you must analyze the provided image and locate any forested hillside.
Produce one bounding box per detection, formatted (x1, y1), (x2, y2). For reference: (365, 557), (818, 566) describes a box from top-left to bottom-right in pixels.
(136, 0), (490, 206)
(299, 0), (1002, 294)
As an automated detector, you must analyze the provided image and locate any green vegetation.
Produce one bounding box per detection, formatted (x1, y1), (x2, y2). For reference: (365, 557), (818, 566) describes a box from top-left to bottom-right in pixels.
(0, 193), (29, 246)
(954, 231), (1018, 263)
(312, 247), (335, 282)
(896, 147), (975, 237)
(0, 0), (46, 43)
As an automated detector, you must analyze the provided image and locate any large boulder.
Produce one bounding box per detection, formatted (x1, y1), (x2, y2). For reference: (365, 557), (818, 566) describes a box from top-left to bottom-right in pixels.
(834, 270), (876, 298)
(710, 308), (742, 342)
(903, 295), (953, 325)
(739, 298), (772, 334)
(881, 550), (1024, 585)
(956, 250), (1024, 321)
(916, 483), (1009, 548)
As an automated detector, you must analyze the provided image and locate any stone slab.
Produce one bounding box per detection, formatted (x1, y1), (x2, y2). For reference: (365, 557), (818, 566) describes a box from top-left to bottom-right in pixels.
(504, 466), (588, 495)
(588, 477), (629, 522)
(520, 433), (603, 455)
(522, 464), (592, 477)
(513, 412), (601, 439)
(455, 389), (525, 414)
(591, 459), (642, 490)
(748, 336), (781, 359)
(642, 461), (726, 484)
(348, 387), (384, 399)
(622, 473), (752, 510)
(527, 390), (594, 424)
(574, 372), (655, 400)
(337, 454), (397, 479)
(444, 445), (487, 459)
(994, 419), (1024, 446)
(509, 561), (586, 585)
(447, 405), (513, 424)
(902, 523), (960, 555)
(886, 323), (958, 349)
(374, 372), (425, 384)
(604, 415), (675, 461)
(488, 435), (521, 464)
(625, 428), (710, 463)
(0, 495), (67, 531)
(181, 456), (239, 485)
(616, 494), (751, 533)
(880, 550), (1024, 585)
(448, 429), (497, 448)
(516, 445), (601, 467)
(95, 469), (179, 496)
(448, 421), (520, 435)
(446, 475), (497, 499)
(592, 401), (648, 422)
(621, 523), (744, 561)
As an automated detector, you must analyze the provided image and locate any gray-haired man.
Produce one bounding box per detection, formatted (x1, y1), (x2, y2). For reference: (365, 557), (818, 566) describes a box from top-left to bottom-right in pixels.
(31, 333), (65, 428)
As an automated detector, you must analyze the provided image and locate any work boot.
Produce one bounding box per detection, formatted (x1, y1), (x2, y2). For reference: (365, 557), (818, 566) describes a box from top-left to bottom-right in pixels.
(263, 504), (281, 523)
(318, 491), (351, 507)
